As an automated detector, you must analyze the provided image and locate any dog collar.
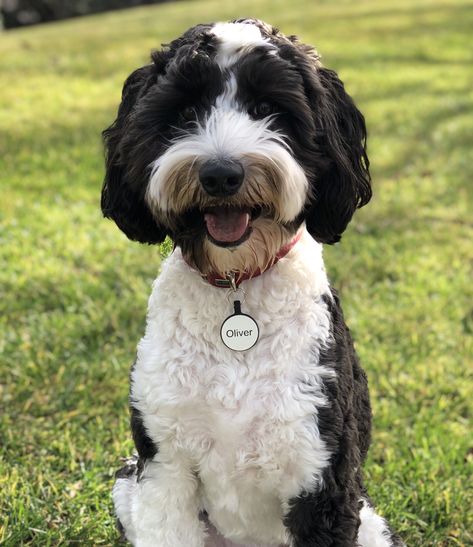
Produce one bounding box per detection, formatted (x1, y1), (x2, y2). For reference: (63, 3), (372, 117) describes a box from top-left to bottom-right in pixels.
(202, 231), (303, 289)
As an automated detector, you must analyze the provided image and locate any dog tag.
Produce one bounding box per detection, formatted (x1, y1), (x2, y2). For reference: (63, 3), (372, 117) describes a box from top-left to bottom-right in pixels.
(221, 300), (259, 351)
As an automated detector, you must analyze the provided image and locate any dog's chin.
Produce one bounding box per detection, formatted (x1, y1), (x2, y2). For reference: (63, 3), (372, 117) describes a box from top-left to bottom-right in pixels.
(201, 217), (296, 277)
(167, 204), (297, 276)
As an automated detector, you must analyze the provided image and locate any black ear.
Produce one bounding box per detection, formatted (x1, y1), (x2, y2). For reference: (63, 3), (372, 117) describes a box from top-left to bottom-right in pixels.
(305, 66), (371, 244)
(101, 62), (167, 244)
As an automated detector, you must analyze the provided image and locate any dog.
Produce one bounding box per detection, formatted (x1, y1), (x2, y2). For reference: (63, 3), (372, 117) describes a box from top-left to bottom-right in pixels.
(101, 19), (405, 547)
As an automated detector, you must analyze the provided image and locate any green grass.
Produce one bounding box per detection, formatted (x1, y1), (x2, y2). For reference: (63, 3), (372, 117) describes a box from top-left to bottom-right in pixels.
(1, 0), (472, 544)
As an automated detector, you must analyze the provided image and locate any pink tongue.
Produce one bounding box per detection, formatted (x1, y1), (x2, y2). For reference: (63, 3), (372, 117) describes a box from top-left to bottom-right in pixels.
(204, 208), (250, 243)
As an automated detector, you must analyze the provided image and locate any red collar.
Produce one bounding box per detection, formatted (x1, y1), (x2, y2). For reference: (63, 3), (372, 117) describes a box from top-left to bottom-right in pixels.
(200, 231), (302, 289)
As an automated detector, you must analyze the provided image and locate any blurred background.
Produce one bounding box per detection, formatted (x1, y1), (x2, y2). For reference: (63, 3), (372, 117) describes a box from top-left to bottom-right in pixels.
(1, 0), (472, 545)
(1, 0), (169, 29)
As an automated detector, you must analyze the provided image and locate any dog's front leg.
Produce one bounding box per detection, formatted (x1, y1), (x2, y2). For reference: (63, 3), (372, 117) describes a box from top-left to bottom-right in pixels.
(131, 456), (205, 547)
(284, 485), (361, 547)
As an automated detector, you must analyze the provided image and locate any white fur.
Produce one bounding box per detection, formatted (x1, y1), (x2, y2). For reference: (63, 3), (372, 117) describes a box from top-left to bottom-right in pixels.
(115, 22), (399, 544)
(146, 40), (308, 226)
(201, 220), (293, 277)
(211, 22), (276, 68)
(114, 231), (400, 546)
(358, 499), (400, 547)
(113, 476), (138, 544)
(146, 108), (307, 222)
(122, 229), (334, 546)
(215, 72), (239, 111)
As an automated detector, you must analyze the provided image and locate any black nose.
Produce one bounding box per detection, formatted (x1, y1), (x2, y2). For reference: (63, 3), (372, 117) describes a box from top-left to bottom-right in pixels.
(199, 160), (244, 197)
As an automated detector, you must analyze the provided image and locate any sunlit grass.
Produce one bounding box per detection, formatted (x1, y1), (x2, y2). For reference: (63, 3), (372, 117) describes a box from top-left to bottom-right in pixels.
(1, 0), (472, 544)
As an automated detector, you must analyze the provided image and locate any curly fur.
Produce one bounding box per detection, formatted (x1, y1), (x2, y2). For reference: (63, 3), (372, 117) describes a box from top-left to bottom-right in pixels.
(102, 19), (404, 547)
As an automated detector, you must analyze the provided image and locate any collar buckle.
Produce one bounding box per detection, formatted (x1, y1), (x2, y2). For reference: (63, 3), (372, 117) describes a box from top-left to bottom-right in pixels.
(213, 277), (232, 288)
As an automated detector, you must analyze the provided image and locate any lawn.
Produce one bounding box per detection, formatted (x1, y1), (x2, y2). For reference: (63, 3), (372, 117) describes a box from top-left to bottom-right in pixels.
(0, 0), (472, 544)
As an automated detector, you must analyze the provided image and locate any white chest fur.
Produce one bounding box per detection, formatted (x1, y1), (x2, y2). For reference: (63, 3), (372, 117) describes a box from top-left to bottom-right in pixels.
(131, 230), (335, 545)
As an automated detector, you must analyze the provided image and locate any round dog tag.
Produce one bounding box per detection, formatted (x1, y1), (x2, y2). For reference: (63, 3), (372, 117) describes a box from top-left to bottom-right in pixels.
(221, 301), (259, 351)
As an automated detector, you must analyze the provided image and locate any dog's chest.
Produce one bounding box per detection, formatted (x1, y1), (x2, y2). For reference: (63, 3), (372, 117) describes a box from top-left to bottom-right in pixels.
(191, 355), (332, 546)
(133, 238), (334, 543)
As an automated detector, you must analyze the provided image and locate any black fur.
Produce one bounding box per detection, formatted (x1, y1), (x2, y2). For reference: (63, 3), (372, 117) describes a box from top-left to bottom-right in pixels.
(101, 21), (371, 248)
(129, 359), (158, 478)
(101, 25), (223, 244)
(303, 66), (371, 244)
(114, 404), (158, 487)
(233, 19), (372, 243)
(284, 291), (371, 546)
(102, 63), (167, 244)
(130, 405), (158, 479)
(104, 20), (401, 546)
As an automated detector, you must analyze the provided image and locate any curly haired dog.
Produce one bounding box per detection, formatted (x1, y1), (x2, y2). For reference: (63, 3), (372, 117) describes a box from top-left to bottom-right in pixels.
(101, 19), (405, 547)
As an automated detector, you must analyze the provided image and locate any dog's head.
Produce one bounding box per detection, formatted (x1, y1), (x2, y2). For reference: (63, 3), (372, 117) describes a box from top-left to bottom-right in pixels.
(101, 19), (371, 275)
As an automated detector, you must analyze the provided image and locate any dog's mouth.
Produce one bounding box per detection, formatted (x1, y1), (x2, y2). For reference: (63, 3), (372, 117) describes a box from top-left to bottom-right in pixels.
(203, 206), (261, 247)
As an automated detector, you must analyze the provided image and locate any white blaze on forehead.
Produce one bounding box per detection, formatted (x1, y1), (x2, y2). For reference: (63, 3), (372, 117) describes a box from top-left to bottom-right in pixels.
(215, 73), (238, 110)
(211, 21), (274, 68)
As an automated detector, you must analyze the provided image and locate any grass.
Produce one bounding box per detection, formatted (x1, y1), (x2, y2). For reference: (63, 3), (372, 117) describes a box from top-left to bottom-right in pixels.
(0, 0), (472, 544)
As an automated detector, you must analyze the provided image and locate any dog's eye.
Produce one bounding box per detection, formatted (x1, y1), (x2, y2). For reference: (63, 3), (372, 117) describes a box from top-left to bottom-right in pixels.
(181, 106), (196, 122)
(250, 101), (275, 119)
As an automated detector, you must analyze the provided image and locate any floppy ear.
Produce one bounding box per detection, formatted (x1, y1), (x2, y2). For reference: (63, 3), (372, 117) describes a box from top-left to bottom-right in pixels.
(101, 62), (168, 244)
(305, 66), (372, 244)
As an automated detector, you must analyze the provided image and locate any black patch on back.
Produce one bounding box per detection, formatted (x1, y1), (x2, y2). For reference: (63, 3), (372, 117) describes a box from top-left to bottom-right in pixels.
(129, 361), (159, 479)
(130, 405), (158, 462)
(284, 289), (372, 546)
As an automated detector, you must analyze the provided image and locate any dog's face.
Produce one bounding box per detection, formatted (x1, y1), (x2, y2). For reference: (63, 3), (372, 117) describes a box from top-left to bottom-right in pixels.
(102, 19), (371, 275)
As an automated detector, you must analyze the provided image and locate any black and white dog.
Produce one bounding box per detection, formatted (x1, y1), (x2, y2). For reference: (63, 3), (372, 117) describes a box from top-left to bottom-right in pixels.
(101, 19), (404, 547)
